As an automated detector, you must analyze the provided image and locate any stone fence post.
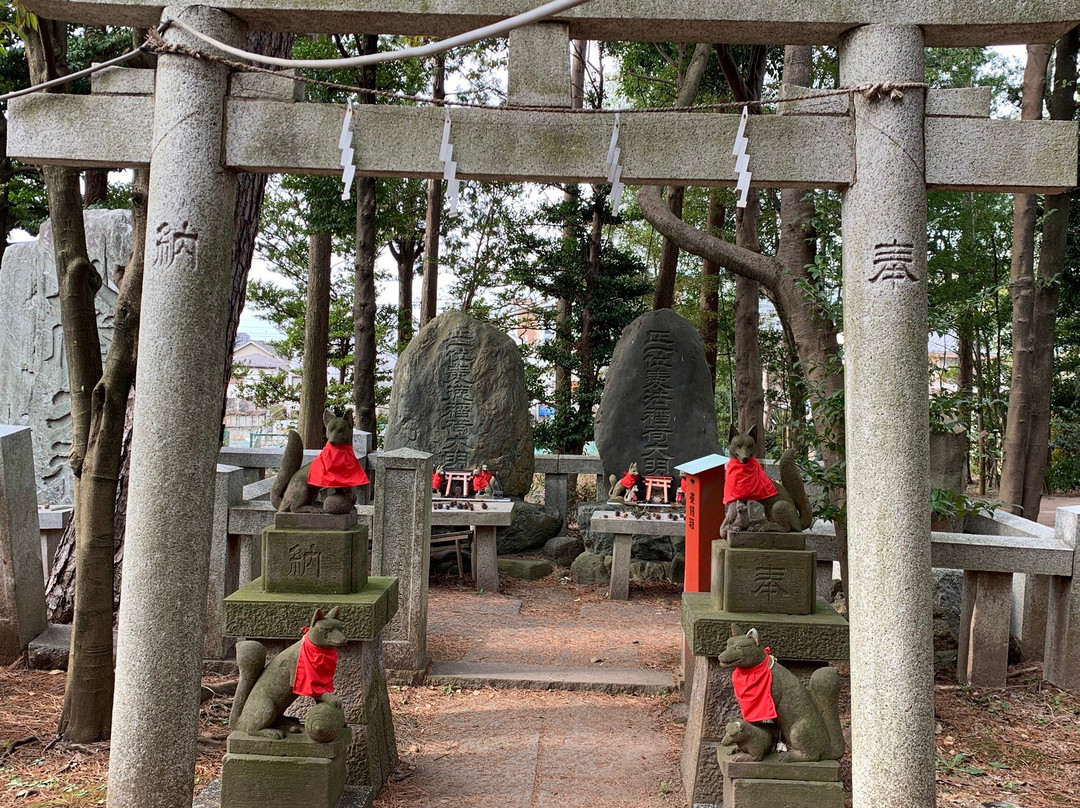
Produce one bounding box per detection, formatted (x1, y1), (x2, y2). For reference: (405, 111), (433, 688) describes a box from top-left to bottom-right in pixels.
(370, 447), (432, 681)
(1045, 506), (1080, 689)
(0, 425), (47, 663)
(205, 464), (245, 661)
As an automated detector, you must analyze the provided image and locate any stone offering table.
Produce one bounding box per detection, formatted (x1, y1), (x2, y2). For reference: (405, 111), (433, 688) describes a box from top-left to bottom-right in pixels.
(431, 499), (515, 593)
(680, 594), (848, 806)
(590, 510), (686, 600)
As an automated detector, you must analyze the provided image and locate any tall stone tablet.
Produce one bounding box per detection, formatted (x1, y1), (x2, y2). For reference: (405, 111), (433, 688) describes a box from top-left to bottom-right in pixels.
(0, 209), (130, 505)
(383, 311), (534, 497)
(595, 309), (718, 480)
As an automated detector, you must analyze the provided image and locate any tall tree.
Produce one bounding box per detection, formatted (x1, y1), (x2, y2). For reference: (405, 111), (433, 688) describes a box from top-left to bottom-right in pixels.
(699, 190), (724, 384)
(353, 34), (379, 435)
(298, 231), (331, 447)
(999, 44), (1054, 517)
(653, 43), (712, 310)
(419, 54), (446, 328)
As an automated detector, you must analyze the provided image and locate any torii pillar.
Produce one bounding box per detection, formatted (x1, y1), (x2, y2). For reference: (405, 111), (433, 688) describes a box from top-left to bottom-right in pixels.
(107, 7), (247, 808)
(840, 26), (934, 807)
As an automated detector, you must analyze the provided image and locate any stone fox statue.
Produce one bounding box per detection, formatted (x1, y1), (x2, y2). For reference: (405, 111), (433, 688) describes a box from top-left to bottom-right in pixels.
(722, 425), (812, 534)
(272, 409), (365, 514)
(230, 607), (347, 740)
(718, 628), (844, 763)
(608, 463), (643, 502)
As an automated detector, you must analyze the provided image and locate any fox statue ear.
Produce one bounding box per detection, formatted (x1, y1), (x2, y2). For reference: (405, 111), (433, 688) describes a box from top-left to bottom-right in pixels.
(728, 424), (740, 442)
(747, 628), (759, 646)
(344, 409), (354, 426)
(748, 424), (760, 444)
(323, 409), (335, 427)
(310, 608), (325, 627)
(326, 606), (341, 620)
(730, 623), (740, 638)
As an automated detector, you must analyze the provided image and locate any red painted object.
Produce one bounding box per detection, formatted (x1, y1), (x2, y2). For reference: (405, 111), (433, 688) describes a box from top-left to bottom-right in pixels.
(678, 455), (728, 593)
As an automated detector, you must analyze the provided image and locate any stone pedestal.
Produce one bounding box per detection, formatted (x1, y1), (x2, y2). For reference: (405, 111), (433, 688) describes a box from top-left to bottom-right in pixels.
(957, 569), (1011, 687)
(262, 525), (368, 594)
(222, 728), (351, 808)
(224, 577), (398, 793)
(716, 531), (817, 615)
(719, 751), (844, 808)
(610, 533), (632, 600)
(680, 594), (848, 806)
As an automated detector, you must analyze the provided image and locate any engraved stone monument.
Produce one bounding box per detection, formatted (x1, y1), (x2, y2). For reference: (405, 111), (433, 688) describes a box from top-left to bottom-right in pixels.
(383, 310), (534, 496)
(0, 209), (129, 504)
(594, 309), (718, 482)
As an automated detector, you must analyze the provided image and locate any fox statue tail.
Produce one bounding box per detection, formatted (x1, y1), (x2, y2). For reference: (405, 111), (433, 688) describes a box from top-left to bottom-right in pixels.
(270, 429), (304, 510)
(779, 449), (813, 530)
(230, 640), (267, 729)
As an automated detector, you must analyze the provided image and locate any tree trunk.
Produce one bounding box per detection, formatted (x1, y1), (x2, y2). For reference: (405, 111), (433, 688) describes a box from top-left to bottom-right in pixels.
(1021, 31), (1078, 514)
(83, 169), (109, 206)
(221, 32), (296, 399)
(58, 168), (148, 742)
(999, 44), (1053, 516)
(419, 54), (446, 328)
(734, 193), (765, 454)
(653, 43), (711, 310)
(353, 35), (380, 437)
(299, 232), (331, 447)
(394, 237), (418, 349)
(576, 189), (604, 446)
(699, 191), (724, 386)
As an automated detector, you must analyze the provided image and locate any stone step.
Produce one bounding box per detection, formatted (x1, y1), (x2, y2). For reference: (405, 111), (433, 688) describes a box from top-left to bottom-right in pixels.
(426, 661), (674, 695)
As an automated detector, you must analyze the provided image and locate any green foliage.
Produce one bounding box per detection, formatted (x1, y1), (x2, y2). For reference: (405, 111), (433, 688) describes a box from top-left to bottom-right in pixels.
(930, 488), (1000, 520)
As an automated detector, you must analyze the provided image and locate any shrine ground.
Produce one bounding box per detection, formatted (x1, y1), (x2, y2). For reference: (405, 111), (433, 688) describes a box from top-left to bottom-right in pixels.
(2, 567), (1080, 808)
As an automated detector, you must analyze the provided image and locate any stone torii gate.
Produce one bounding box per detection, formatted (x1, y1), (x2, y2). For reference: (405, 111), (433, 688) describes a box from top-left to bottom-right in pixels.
(9, 2), (1080, 807)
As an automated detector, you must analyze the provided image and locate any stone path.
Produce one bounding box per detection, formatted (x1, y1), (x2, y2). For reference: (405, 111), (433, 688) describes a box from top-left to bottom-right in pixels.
(377, 688), (684, 808)
(1036, 495), (1080, 527)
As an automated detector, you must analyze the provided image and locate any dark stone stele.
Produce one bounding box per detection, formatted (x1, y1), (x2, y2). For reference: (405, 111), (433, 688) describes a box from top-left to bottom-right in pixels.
(594, 309), (718, 481)
(382, 310), (534, 497)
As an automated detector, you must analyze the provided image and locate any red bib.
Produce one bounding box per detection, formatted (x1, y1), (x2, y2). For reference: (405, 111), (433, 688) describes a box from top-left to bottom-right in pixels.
(293, 633), (338, 698)
(432, 471), (444, 490)
(308, 442), (370, 488)
(723, 456), (777, 504)
(731, 650), (777, 722)
(473, 470), (493, 493)
(620, 472), (638, 488)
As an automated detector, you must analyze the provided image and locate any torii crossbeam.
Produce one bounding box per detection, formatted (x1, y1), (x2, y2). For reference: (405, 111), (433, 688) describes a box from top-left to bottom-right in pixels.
(8, 2), (1079, 808)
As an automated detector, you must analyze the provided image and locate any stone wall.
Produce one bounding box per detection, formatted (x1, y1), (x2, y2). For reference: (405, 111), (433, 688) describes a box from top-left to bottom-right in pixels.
(0, 209), (130, 505)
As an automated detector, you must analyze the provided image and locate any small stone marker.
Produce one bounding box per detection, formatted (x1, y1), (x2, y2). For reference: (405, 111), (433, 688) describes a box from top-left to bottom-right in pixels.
(383, 311), (534, 496)
(595, 310), (718, 481)
(0, 425), (47, 663)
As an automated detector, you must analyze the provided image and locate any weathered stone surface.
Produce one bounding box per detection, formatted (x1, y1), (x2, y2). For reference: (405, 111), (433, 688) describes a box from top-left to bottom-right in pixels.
(497, 557), (553, 581)
(496, 501), (561, 554)
(0, 425), (46, 663)
(729, 530), (807, 550)
(274, 510), (358, 530)
(594, 309), (718, 480)
(724, 776), (845, 808)
(223, 577), (398, 641)
(0, 210), (129, 505)
(840, 26), (935, 808)
(383, 311), (533, 496)
(220, 732), (349, 808)
(28, 623), (117, 670)
(629, 559), (670, 582)
(578, 501), (680, 561)
(226, 728), (350, 760)
(262, 526), (368, 595)
(722, 547), (816, 615)
(570, 552), (610, 585)
(33, 0), (1080, 48)
(682, 594), (848, 660)
(929, 430), (967, 495)
(719, 752), (841, 783)
(370, 448), (431, 677)
(427, 660), (673, 695)
(507, 23), (569, 108)
(542, 535), (584, 567)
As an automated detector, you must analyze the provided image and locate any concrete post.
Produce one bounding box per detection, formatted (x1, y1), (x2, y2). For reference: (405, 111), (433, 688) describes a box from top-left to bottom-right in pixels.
(1045, 506), (1080, 688)
(839, 25), (935, 808)
(957, 570), (1011, 687)
(205, 464), (245, 660)
(107, 7), (247, 808)
(370, 447), (432, 680)
(0, 425), (47, 663)
(609, 532), (632, 600)
(473, 525), (500, 593)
